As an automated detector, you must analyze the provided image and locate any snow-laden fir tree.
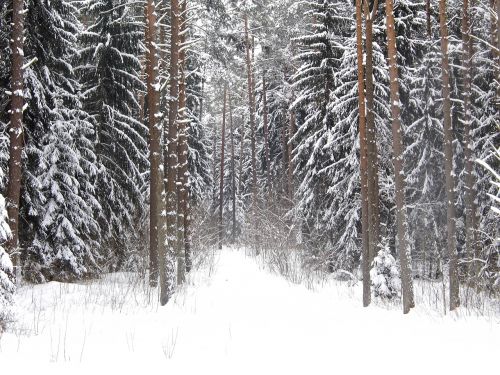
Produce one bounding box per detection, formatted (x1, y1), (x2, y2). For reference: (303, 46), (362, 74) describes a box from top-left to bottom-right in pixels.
(77, 0), (148, 269)
(370, 240), (402, 300)
(0, 0), (100, 282)
(405, 5), (446, 279)
(292, 0), (393, 272)
(291, 0), (348, 270)
(467, 0), (499, 289)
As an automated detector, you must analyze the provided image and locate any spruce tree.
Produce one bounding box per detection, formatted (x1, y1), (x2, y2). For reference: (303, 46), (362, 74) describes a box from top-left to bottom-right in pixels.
(78, 0), (148, 269)
(0, 0), (100, 282)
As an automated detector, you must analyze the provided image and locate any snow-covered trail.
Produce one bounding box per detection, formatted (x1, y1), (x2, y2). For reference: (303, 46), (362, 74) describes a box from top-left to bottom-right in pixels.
(0, 247), (498, 374)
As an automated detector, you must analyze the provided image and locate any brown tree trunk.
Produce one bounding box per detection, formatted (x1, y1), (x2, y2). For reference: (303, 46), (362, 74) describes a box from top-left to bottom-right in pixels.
(161, 0), (181, 305)
(262, 72), (271, 195)
(385, 0), (415, 313)
(229, 91), (236, 244)
(6, 0), (26, 277)
(426, 0), (432, 38)
(363, 0), (381, 266)
(219, 86), (227, 249)
(145, 0), (161, 287)
(288, 109), (295, 202)
(244, 14), (257, 204)
(238, 119), (244, 197)
(461, 0), (478, 281)
(356, 0), (371, 307)
(177, 0), (189, 280)
(438, 0), (460, 310)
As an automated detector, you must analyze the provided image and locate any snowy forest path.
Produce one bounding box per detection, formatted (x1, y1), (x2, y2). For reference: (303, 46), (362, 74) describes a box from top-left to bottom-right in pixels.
(0, 247), (499, 374)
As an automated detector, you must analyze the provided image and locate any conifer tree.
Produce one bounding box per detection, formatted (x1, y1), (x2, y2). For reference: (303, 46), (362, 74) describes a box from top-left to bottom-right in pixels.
(78, 0), (148, 268)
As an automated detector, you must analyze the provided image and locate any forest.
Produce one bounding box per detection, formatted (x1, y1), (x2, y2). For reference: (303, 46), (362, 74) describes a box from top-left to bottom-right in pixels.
(0, 0), (499, 370)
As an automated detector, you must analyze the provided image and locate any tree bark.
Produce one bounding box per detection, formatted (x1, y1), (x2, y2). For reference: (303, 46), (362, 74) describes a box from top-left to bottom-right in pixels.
(356, 0), (371, 307)
(229, 91), (236, 244)
(262, 72), (271, 195)
(161, 0), (181, 305)
(438, 0), (460, 310)
(385, 0), (415, 313)
(426, 0), (432, 38)
(6, 0), (26, 277)
(219, 86), (227, 249)
(177, 0), (189, 279)
(238, 119), (244, 197)
(363, 0), (381, 266)
(244, 14), (257, 204)
(288, 109), (295, 202)
(461, 0), (478, 281)
(145, 0), (161, 287)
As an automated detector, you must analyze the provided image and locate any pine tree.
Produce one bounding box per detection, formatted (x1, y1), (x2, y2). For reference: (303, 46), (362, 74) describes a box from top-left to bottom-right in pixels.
(145, 0), (162, 287)
(78, 0), (148, 269)
(385, 0), (415, 313)
(4, 0), (25, 271)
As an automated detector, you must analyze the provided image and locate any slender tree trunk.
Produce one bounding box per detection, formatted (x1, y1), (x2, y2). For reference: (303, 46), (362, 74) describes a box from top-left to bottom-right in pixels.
(238, 119), (244, 197)
(426, 0), (432, 38)
(363, 0), (381, 265)
(244, 14), (257, 204)
(356, 0), (371, 307)
(145, 0), (161, 287)
(461, 0), (478, 281)
(229, 91), (236, 244)
(176, 0), (189, 281)
(262, 72), (271, 195)
(288, 109), (295, 202)
(282, 108), (289, 197)
(219, 86), (227, 250)
(212, 118), (218, 213)
(438, 0), (460, 310)
(181, 77), (193, 274)
(6, 0), (26, 277)
(160, 0), (181, 305)
(385, 0), (415, 313)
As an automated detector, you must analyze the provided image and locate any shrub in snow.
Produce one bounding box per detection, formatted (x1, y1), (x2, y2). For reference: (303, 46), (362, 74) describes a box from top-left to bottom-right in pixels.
(370, 243), (401, 300)
(0, 195), (14, 332)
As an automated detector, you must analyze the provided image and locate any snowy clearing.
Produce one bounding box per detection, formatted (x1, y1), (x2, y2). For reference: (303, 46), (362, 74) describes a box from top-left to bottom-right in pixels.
(1, 247), (498, 374)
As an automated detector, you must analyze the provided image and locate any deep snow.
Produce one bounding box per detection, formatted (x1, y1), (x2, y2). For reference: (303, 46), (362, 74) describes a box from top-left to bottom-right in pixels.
(0, 247), (498, 374)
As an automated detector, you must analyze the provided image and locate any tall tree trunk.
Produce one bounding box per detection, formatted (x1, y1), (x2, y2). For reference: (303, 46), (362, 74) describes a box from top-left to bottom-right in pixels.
(176, 0), (189, 281)
(219, 86), (227, 250)
(438, 0), (460, 310)
(288, 109), (295, 202)
(212, 119), (218, 217)
(262, 72), (271, 195)
(161, 0), (181, 305)
(356, 0), (371, 307)
(244, 14), (257, 204)
(282, 108), (289, 198)
(145, 0), (161, 287)
(461, 0), (478, 281)
(385, 0), (415, 313)
(363, 0), (381, 265)
(229, 91), (236, 244)
(238, 119), (244, 197)
(6, 0), (26, 278)
(426, 0), (432, 38)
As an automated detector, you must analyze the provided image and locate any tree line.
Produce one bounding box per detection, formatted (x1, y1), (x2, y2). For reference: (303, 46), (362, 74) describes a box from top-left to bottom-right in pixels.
(0, 0), (499, 323)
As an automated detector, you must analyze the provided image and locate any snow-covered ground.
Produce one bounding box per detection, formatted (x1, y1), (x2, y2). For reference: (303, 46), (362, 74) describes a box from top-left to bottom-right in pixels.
(0, 247), (498, 374)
